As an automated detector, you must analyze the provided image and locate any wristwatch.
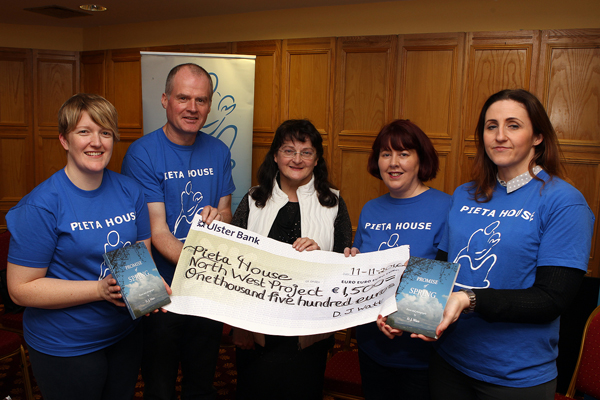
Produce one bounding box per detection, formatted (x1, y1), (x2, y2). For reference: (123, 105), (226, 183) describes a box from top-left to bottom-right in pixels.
(460, 288), (476, 314)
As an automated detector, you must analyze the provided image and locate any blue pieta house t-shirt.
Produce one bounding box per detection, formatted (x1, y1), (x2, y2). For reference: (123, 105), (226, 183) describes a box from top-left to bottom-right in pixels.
(7, 169), (151, 357)
(436, 171), (594, 387)
(354, 188), (451, 369)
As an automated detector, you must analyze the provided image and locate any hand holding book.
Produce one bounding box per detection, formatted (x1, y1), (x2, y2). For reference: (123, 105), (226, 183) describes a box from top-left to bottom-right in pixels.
(382, 256), (460, 340)
(103, 242), (172, 319)
(377, 288), (472, 341)
(151, 278), (172, 315)
(376, 314), (403, 339)
(96, 274), (128, 307)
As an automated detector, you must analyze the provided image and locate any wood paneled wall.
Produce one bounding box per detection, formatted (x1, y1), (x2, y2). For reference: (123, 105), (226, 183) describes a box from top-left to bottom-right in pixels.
(0, 48), (78, 231)
(34, 50), (79, 184)
(2, 28), (600, 276)
(535, 30), (600, 276)
(333, 35), (397, 222)
(233, 40), (281, 186)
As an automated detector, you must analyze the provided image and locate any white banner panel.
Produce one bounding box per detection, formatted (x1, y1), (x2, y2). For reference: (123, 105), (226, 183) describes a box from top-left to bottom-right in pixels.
(165, 215), (410, 336)
(140, 52), (256, 211)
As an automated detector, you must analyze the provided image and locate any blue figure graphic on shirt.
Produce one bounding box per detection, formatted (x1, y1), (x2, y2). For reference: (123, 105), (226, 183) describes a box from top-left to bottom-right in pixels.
(100, 230), (132, 280)
(453, 220), (501, 289)
(378, 233), (401, 251)
(203, 72), (238, 169)
(173, 181), (204, 240)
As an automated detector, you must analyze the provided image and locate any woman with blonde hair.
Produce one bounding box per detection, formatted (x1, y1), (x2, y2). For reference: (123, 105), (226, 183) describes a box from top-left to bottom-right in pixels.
(7, 93), (157, 400)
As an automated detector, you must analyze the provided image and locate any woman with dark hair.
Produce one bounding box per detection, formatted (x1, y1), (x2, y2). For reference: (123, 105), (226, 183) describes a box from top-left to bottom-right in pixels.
(424, 89), (594, 399)
(230, 119), (352, 400)
(345, 119), (451, 399)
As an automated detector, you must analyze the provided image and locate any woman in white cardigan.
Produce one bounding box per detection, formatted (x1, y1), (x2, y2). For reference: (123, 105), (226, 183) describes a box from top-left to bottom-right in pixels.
(231, 119), (352, 400)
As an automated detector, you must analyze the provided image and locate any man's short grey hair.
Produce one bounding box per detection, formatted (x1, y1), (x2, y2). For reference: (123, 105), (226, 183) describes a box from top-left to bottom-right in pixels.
(164, 63), (213, 101)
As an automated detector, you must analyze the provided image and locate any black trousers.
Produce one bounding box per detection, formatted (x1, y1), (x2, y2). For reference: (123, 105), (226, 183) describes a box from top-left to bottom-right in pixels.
(141, 311), (223, 400)
(358, 347), (431, 400)
(236, 334), (334, 400)
(28, 322), (143, 400)
(429, 350), (557, 400)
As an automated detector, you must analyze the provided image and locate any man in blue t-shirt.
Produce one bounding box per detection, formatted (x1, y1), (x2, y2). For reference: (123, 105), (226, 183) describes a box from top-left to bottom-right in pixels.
(122, 63), (235, 400)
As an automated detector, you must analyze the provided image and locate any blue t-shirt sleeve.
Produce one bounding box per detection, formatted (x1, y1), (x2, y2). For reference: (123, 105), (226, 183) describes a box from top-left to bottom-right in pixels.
(133, 186), (152, 241)
(122, 148), (165, 204)
(537, 203), (594, 271)
(433, 195), (452, 253)
(353, 213), (364, 249)
(437, 202), (452, 253)
(7, 204), (58, 268)
(220, 144), (236, 198)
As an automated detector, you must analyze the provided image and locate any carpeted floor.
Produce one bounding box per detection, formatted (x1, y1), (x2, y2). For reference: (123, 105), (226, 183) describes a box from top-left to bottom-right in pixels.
(0, 329), (351, 400)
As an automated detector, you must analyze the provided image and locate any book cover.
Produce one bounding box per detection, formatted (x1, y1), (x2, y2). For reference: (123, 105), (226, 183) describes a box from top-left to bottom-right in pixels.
(103, 242), (171, 319)
(387, 256), (460, 339)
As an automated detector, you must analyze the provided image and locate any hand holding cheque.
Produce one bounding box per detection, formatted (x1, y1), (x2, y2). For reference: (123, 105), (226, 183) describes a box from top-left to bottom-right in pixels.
(164, 215), (409, 336)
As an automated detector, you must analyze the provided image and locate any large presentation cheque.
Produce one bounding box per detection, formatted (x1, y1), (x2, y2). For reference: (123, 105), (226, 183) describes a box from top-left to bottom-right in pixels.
(165, 215), (409, 336)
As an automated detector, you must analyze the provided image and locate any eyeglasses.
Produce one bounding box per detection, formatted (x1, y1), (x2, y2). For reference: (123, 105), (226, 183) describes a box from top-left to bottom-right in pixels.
(278, 148), (316, 160)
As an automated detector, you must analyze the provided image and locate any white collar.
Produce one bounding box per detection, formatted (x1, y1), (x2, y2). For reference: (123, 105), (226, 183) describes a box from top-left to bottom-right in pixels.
(497, 165), (543, 193)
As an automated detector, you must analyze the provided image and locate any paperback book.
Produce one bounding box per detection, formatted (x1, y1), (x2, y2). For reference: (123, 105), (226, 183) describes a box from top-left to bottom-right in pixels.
(387, 256), (460, 339)
(103, 242), (171, 319)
